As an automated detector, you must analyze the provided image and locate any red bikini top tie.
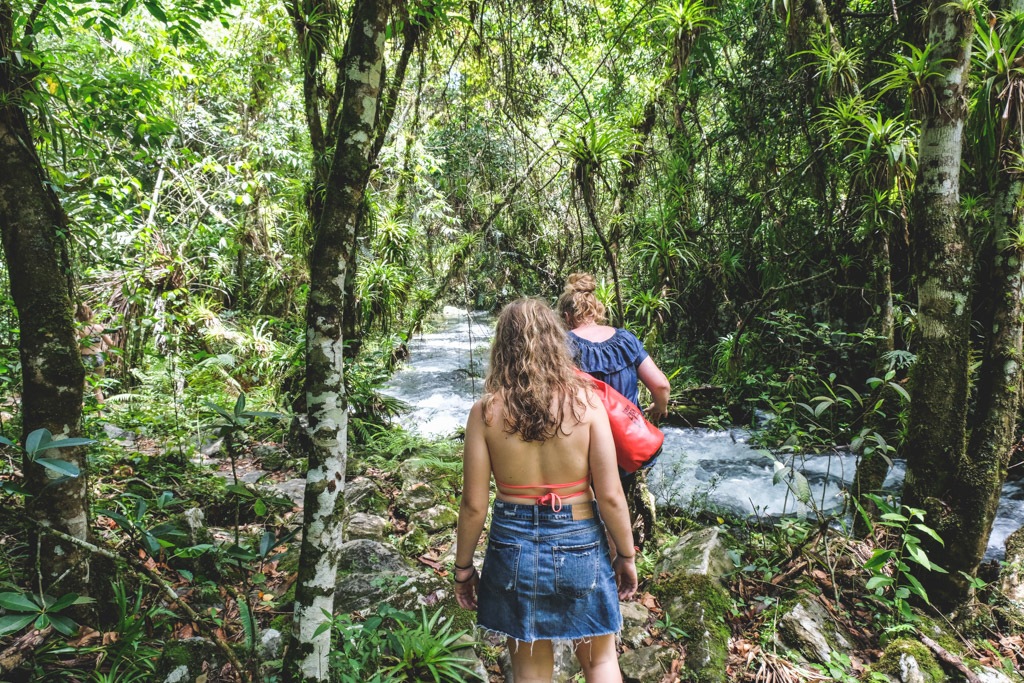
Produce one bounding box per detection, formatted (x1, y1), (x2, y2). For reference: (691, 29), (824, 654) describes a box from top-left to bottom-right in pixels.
(495, 475), (591, 512)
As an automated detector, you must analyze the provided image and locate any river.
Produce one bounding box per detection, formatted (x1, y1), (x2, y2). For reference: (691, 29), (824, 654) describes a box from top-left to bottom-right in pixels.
(384, 308), (1024, 560)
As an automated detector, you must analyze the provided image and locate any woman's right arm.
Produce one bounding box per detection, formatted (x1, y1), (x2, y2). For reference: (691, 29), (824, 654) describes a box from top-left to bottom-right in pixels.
(588, 402), (638, 599)
(454, 401), (491, 609)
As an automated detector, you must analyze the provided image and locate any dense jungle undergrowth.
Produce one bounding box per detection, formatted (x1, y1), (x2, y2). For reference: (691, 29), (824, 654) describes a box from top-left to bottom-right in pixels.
(0, 306), (1021, 682)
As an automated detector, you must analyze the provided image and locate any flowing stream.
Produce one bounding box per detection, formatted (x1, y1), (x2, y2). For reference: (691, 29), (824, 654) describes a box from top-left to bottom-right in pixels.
(384, 308), (1024, 560)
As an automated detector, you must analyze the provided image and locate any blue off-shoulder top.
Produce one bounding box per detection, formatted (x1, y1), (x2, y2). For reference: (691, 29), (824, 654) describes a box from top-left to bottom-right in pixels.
(568, 328), (649, 408)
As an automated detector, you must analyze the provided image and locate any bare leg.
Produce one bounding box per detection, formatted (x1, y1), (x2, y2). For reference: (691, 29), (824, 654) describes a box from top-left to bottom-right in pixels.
(509, 638), (554, 683)
(574, 635), (622, 683)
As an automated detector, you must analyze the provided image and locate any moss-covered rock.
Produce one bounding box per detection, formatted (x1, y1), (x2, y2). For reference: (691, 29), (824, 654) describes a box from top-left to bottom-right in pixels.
(155, 638), (226, 683)
(868, 638), (947, 683)
(1000, 526), (1024, 604)
(654, 573), (730, 683)
(398, 523), (430, 556)
(655, 527), (733, 580)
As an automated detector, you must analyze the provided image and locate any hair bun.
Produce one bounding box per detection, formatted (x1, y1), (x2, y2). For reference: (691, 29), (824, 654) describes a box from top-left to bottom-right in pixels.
(566, 272), (597, 294)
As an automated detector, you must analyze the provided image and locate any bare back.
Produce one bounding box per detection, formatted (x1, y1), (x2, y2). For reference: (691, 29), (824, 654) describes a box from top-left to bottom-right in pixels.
(481, 387), (598, 503)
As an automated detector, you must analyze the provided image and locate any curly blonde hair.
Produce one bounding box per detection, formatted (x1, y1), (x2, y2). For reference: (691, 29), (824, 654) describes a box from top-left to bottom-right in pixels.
(483, 298), (589, 441)
(556, 272), (606, 328)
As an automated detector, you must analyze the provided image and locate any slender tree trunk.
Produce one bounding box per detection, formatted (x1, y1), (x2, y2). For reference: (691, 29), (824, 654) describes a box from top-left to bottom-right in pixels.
(901, 0), (975, 610)
(282, 0), (389, 680)
(0, 2), (89, 597)
(579, 179), (624, 326)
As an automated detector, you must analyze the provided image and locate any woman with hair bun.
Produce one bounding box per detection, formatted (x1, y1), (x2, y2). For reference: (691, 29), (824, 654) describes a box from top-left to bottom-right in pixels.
(453, 298), (637, 683)
(556, 273), (671, 550)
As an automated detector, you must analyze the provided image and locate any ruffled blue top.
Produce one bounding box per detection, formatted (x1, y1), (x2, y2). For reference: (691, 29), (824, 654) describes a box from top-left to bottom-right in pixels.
(569, 328), (649, 408)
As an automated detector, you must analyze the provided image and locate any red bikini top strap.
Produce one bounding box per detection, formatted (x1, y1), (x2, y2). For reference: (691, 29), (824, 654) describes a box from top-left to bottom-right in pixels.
(494, 475), (590, 491)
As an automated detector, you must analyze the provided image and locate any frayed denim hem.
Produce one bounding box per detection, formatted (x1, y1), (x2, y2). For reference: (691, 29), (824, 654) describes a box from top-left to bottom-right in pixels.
(476, 624), (621, 649)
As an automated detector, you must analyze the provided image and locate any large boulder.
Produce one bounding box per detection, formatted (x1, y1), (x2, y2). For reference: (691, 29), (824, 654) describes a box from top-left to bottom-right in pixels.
(396, 483), (439, 512)
(619, 645), (679, 683)
(775, 597), (852, 664)
(415, 504), (458, 533)
(344, 512), (389, 540)
(333, 540), (448, 613)
(652, 527), (733, 683)
(620, 600), (653, 649)
(345, 476), (388, 514)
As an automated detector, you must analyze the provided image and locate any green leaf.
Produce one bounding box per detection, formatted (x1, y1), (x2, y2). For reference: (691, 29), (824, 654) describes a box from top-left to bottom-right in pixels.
(887, 381), (911, 402)
(791, 469), (812, 504)
(47, 593), (80, 612)
(0, 435), (14, 447)
(904, 573), (929, 602)
(143, 0), (168, 23)
(880, 512), (908, 523)
(34, 437), (95, 453)
(0, 614), (35, 636)
(910, 523), (944, 545)
(226, 484), (255, 498)
(813, 399), (833, 418)
(24, 429), (51, 457)
(48, 614), (78, 636)
(906, 544), (932, 570)
(234, 393), (246, 417)
(34, 458), (80, 478)
(864, 550), (894, 570)
(1, 481), (30, 496)
(865, 575), (893, 590)
(0, 592), (40, 612)
(259, 531), (275, 558)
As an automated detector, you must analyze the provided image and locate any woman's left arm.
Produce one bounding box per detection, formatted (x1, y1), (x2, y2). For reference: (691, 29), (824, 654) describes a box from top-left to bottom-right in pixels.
(454, 401), (491, 609)
(637, 356), (670, 421)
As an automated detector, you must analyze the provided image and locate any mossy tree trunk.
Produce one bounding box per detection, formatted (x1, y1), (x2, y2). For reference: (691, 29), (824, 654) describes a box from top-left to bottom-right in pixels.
(901, 0), (975, 610)
(953, 0), (1024, 602)
(281, 0), (390, 680)
(0, 2), (89, 597)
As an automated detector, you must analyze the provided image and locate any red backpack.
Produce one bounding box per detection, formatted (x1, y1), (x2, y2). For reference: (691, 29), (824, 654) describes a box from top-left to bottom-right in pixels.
(576, 370), (664, 473)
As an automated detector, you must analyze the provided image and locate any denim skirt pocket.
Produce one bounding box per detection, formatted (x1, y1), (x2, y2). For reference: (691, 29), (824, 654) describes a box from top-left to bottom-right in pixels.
(482, 538), (521, 592)
(553, 540), (600, 598)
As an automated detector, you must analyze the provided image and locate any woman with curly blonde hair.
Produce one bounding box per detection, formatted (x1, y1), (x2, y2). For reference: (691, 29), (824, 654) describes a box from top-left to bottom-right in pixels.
(454, 298), (637, 683)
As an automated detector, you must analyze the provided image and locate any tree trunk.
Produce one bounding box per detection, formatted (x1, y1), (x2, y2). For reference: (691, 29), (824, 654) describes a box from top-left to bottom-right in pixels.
(960, 170), (1024, 579)
(0, 2), (89, 598)
(901, 0), (975, 610)
(281, 0), (389, 680)
(953, 0), (1024, 589)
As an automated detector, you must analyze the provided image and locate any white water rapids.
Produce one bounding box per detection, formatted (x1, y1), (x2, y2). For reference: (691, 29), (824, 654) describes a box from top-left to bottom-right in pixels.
(383, 308), (1024, 560)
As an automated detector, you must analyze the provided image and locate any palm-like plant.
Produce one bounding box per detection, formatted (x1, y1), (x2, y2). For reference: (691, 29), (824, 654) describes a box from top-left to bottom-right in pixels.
(971, 12), (1024, 171)
(650, 0), (718, 40)
(794, 35), (862, 98)
(867, 42), (953, 116)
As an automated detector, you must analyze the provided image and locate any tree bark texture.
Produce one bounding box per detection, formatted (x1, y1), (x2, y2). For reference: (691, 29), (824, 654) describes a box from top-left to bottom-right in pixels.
(0, 1), (89, 597)
(282, 0), (389, 681)
(952, 0), (1024, 595)
(902, 0), (975, 610)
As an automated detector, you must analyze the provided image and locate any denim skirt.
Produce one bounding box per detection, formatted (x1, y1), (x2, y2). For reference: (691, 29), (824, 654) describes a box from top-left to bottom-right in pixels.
(476, 499), (622, 642)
